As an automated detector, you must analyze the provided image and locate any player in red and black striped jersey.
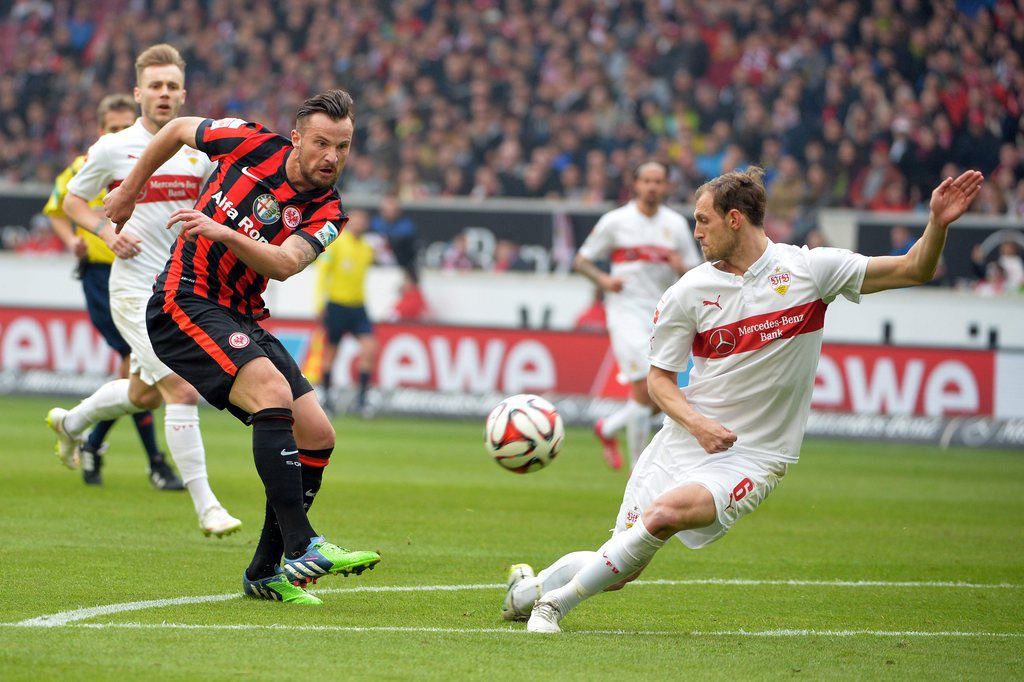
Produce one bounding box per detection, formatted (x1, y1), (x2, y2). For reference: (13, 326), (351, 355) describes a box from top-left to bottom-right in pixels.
(104, 90), (381, 604)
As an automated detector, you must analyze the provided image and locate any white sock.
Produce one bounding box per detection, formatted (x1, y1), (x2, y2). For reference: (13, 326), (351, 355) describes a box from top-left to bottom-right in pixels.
(546, 524), (665, 616)
(63, 379), (142, 437)
(164, 404), (218, 516)
(624, 402), (654, 469)
(513, 551), (596, 613)
(600, 398), (650, 439)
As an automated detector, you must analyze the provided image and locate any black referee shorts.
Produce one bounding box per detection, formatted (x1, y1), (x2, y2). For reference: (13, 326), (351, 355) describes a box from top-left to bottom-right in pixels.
(146, 290), (313, 424)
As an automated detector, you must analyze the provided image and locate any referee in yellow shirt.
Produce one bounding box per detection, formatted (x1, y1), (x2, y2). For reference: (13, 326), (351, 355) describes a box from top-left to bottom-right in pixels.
(317, 209), (378, 416)
(42, 94), (173, 487)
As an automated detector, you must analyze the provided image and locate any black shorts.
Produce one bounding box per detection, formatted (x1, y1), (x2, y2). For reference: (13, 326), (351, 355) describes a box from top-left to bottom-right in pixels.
(80, 262), (131, 357)
(146, 290), (313, 424)
(323, 301), (373, 344)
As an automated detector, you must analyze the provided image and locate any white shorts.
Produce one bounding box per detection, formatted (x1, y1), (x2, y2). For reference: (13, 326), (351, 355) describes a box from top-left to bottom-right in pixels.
(608, 307), (654, 383)
(614, 427), (787, 549)
(110, 291), (174, 386)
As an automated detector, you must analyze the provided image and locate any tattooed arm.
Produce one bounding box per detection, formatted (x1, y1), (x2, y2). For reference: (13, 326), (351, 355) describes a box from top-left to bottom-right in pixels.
(166, 208), (320, 281)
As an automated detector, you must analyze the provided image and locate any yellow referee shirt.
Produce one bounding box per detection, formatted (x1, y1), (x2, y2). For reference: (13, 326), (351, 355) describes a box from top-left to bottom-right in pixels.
(43, 155), (115, 265)
(317, 229), (374, 307)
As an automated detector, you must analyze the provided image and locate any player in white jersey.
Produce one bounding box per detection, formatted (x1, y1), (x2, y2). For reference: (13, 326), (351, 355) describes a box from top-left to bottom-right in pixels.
(501, 166), (984, 633)
(574, 162), (701, 470)
(45, 44), (241, 537)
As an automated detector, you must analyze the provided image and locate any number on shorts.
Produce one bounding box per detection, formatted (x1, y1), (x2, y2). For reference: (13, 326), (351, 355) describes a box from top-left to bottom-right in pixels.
(732, 477), (754, 501)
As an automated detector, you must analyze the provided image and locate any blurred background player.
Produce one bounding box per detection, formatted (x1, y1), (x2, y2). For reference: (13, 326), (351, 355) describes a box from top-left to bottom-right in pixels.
(46, 44), (240, 537)
(574, 161), (701, 470)
(43, 93), (170, 486)
(103, 90), (381, 605)
(506, 167), (984, 634)
(316, 208), (378, 416)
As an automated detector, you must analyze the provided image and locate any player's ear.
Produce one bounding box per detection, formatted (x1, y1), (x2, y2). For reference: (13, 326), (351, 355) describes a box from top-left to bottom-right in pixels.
(291, 128), (301, 146)
(133, 87), (142, 104)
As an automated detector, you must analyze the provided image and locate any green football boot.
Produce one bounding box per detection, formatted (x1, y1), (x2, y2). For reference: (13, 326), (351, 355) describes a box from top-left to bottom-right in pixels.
(243, 569), (322, 605)
(283, 536), (381, 585)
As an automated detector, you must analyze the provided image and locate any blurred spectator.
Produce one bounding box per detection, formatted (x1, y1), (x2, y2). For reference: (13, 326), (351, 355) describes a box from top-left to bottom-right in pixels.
(888, 225), (917, 257)
(1, 0), (1019, 231)
(440, 231), (477, 271)
(493, 240), (531, 272)
(573, 288), (607, 333)
(998, 240), (1024, 292)
(974, 261), (1006, 297)
(389, 274), (429, 322)
(372, 193), (419, 283)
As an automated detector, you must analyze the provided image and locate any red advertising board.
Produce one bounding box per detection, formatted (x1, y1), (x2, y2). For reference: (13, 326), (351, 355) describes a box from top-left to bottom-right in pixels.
(0, 306), (999, 417)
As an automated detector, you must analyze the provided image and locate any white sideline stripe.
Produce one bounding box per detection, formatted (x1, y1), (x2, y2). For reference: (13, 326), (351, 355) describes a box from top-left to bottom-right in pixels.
(12, 578), (1021, 628)
(4, 622), (1022, 639)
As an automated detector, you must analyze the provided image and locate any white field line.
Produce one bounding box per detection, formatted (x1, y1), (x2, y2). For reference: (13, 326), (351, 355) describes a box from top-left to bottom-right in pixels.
(10, 578), (1022, 628)
(3, 621), (1022, 639)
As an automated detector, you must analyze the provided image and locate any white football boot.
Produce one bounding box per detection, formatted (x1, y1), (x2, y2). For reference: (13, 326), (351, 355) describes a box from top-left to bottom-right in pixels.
(45, 407), (80, 469)
(501, 563), (541, 621)
(526, 596), (564, 634)
(199, 504), (242, 538)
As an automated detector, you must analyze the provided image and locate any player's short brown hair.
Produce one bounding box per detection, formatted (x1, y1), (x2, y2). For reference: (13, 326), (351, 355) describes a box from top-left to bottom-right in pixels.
(632, 161), (669, 180)
(134, 44), (186, 84)
(96, 94), (136, 121)
(296, 89), (355, 128)
(695, 166), (767, 227)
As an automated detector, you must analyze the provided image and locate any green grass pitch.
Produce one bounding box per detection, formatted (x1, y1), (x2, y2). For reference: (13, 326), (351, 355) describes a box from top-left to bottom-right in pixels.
(0, 394), (1021, 680)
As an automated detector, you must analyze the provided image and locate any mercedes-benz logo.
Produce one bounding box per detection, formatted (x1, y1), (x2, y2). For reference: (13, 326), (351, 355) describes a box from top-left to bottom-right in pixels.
(710, 328), (737, 356)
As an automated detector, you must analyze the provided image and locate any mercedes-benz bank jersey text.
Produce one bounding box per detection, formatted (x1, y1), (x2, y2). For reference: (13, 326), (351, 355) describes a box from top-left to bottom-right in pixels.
(650, 241), (869, 463)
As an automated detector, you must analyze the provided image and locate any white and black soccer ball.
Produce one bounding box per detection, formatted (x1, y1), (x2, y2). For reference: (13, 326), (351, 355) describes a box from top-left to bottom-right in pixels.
(484, 394), (564, 474)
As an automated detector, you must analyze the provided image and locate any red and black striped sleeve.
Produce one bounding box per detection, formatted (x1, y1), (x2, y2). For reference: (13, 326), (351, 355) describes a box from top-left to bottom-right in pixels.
(294, 198), (347, 256)
(194, 118), (271, 162)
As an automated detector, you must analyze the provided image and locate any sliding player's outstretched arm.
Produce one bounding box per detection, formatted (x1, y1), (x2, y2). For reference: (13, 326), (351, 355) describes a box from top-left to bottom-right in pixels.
(861, 170), (983, 294)
(103, 116), (205, 232)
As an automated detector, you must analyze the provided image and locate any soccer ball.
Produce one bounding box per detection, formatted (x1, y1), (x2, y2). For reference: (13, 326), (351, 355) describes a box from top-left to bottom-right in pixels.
(484, 394), (564, 474)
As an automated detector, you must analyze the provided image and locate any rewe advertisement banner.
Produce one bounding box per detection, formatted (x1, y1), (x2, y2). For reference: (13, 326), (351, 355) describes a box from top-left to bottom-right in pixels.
(1, 306), (1020, 447)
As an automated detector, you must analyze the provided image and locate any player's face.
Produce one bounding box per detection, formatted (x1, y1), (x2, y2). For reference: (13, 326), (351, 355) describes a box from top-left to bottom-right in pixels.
(292, 113), (354, 190)
(134, 65), (186, 130)
(633, 166), (667, 205)
(692, 192), (740, 261)
(100, 109), (136, 135)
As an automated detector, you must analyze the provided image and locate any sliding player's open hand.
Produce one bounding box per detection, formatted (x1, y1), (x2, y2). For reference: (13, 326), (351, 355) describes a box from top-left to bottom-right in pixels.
(930, 170), (984, 229)
(167, 208), (233, 243)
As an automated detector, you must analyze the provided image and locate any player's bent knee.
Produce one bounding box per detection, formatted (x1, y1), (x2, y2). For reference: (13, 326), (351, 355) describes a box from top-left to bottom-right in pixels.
(230, 359), (292, 412)
(644, 488), (717, 536)
(129, 382), (162, 410)
(158, 374), (200, 405)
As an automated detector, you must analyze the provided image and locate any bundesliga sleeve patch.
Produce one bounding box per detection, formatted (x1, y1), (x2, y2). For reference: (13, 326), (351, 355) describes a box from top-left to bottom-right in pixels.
(210, 118), (246, 130)
(314, 221), (339, 248)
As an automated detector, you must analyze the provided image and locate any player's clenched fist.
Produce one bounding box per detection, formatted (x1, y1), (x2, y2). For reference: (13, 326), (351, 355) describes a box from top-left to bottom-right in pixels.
(167, 208), (233, 243)
(103, 185), (136, 234)
(691, 416), (737, 454)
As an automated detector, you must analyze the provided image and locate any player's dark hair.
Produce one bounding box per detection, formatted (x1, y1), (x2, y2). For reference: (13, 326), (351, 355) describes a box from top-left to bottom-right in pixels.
(696, 166), (767, 227)
(296, 89), (355, 128)
(631, 161), (669, 180)
(96, 94), (136, 121)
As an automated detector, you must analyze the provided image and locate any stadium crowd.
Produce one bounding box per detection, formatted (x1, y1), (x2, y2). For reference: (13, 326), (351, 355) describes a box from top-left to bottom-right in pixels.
(2, 0), (1024, 245)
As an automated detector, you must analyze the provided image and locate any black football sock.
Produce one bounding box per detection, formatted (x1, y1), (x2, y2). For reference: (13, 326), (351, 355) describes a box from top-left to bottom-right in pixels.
(357, 371), (371, 407)
(299, 448), (331, 511)
(250, 408), (316, 559)
(132, 411), (162, 465)
(245, 448), (331, 580)
(246, 501), (284, 581)
(86, 419), (116, 451)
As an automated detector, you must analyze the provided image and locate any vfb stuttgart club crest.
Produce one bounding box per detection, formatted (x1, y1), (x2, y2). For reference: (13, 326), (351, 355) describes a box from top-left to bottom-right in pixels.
(252, 194), (280, 224)
(770, 271), (791, 296)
